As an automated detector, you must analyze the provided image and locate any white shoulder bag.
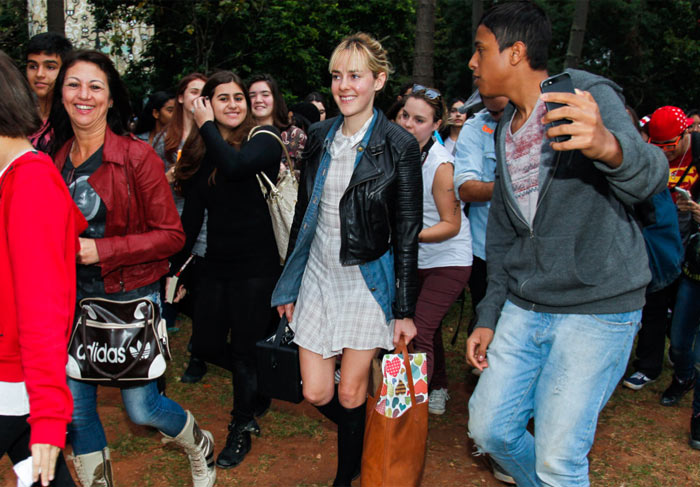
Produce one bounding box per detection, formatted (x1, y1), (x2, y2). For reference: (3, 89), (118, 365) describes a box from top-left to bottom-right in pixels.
(248, 127), (298, 264)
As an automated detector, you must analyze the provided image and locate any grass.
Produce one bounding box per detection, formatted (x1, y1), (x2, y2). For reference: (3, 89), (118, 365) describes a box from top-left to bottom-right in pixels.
(263, 409), (325, 439)
(109, 431), (156, 455)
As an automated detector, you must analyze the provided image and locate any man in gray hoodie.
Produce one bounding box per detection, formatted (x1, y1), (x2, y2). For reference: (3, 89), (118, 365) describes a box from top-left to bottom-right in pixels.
(464, 2), (668, 486)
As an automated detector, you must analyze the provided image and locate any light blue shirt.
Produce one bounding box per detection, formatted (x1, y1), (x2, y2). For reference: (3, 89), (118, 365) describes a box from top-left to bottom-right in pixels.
(453, 109), (498, 261)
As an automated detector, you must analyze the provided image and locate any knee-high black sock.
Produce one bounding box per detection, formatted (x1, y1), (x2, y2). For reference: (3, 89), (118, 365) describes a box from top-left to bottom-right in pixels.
(315, 386), (343, 425)
(334, 401), (366, 487)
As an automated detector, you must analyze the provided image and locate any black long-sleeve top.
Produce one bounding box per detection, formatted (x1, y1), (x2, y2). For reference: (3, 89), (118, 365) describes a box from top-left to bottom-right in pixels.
(174, 122), (283, 278)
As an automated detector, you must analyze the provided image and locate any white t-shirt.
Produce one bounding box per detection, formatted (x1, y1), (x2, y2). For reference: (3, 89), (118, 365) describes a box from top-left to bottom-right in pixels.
(443, 136), (457, 156)
(419, 142), (473, 269)
(505, 99), (546, 225)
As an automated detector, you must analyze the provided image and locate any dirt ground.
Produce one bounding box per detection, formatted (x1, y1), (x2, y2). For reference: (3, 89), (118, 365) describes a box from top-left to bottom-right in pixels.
(2, 305), (700, 486)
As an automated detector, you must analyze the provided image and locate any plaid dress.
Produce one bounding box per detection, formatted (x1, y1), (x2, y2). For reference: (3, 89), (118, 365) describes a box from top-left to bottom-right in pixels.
(290, 119), (394, 358)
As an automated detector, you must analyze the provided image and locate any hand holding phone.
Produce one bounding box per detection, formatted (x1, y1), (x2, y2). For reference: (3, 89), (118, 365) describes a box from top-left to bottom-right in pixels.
(540, 73), (575, 142)
(674, 187), (692, 201)
(539, 74), (623, 167)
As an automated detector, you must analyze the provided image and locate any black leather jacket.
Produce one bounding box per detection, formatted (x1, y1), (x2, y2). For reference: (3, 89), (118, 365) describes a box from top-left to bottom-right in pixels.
(287, 110), (422, 318)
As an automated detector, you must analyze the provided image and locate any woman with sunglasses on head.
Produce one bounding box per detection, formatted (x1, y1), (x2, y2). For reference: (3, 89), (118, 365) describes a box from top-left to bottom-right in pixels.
(48, 50), (215, 487)
(175, 71), (282, 469)
(248, 73), (306, 175)
(0, 49), (85, 487)
(271, 33), (422, 486)
(397, 86), (472, 416)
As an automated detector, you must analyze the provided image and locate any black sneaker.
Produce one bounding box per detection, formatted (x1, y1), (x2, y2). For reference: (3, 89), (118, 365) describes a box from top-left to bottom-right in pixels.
(690, 413), (700, 450)
(660, 373), (696, 406)
(215, 420), (259, 469)
(181, 356), (208, 384)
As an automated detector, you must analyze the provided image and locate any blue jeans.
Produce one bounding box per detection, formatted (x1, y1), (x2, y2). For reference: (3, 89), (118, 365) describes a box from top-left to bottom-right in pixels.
(468, 300), (640, 487)
(67, 378), (187, 455)
(669, 277), (700, 414)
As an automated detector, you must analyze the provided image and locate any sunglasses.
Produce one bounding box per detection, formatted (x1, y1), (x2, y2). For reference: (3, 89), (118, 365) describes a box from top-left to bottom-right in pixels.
(649, 133), (683, 151)
(411, 84), (441, 100)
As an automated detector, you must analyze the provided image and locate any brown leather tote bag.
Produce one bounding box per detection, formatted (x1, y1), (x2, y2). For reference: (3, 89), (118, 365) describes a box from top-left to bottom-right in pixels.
(361, 340), (428, 486)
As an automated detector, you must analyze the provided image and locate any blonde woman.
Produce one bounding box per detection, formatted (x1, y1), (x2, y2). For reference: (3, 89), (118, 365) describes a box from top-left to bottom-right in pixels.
(272, 33), (422, 486)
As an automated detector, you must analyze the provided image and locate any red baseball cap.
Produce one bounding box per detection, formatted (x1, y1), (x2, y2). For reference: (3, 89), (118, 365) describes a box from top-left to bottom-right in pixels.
(648, 106), (694, 141)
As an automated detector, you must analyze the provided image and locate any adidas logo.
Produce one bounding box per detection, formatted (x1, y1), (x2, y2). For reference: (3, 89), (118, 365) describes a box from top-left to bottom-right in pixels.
(76, 342), (126, 364)
(129, 341), (152, 360)
(76, 340), (153, 364)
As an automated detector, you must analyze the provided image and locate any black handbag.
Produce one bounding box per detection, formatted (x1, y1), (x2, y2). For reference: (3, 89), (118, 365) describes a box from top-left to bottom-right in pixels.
(66, 297), (171, 386)
(255, 315), (303, 403)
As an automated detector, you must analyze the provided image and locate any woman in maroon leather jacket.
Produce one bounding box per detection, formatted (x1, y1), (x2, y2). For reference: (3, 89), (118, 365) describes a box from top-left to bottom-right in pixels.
(48, 50), (215, 487)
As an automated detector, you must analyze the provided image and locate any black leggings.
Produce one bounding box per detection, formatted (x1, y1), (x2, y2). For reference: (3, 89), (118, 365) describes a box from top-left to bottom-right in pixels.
(0, 415), (75, 486)
(192, 272), (279, 423)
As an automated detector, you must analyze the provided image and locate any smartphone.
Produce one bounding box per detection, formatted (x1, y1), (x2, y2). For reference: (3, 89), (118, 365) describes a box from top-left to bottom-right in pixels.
(674, 186), (691, 201)
(540, 72), (575, 142)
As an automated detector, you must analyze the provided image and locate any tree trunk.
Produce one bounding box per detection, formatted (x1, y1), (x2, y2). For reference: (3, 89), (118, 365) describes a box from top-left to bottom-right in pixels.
(565, 0), (589, 69)
(46, 0), (65, 35)
(413, 0), (436, 87)
(471, 0), (483, 48)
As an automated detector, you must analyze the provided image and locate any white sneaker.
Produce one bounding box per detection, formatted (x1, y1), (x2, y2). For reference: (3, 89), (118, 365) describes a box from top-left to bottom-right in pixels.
(428, 388), (450, 415)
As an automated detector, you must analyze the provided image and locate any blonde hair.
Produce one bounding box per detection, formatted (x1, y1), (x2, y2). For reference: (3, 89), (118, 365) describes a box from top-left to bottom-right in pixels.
(328, 33), (394, 82)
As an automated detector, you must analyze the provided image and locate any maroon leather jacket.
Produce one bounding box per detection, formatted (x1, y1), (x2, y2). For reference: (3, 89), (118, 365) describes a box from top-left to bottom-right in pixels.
(54, 127), (185, 293)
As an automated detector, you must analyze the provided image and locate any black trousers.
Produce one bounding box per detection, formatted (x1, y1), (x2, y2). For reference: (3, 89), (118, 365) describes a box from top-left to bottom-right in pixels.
(192, 270), (279, 423)
(0, 415), (75, 486)
(633, 282), (676, 379)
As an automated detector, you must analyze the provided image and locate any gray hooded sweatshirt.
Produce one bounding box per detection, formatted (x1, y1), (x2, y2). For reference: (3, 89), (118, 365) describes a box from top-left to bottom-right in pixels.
(476, 69), (668, 330)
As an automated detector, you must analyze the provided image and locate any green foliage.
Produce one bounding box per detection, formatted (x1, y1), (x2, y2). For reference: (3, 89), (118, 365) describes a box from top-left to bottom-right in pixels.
(0, 0), (29, 64)
(575, 0), (700, 115)
(433, 0), (475, 101)
(537, 0), (700, 115)
(2, 0), (698, 117)
(436, 0), (700, 115)
(88, 0), (416, 113)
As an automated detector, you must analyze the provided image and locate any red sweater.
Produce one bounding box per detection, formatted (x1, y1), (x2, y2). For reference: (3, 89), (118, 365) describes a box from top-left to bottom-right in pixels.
(0, 151), (87, 447)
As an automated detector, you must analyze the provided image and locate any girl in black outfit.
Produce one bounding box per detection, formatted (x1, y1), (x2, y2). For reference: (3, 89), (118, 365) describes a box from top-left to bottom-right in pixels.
(173, 71), (282, 469)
